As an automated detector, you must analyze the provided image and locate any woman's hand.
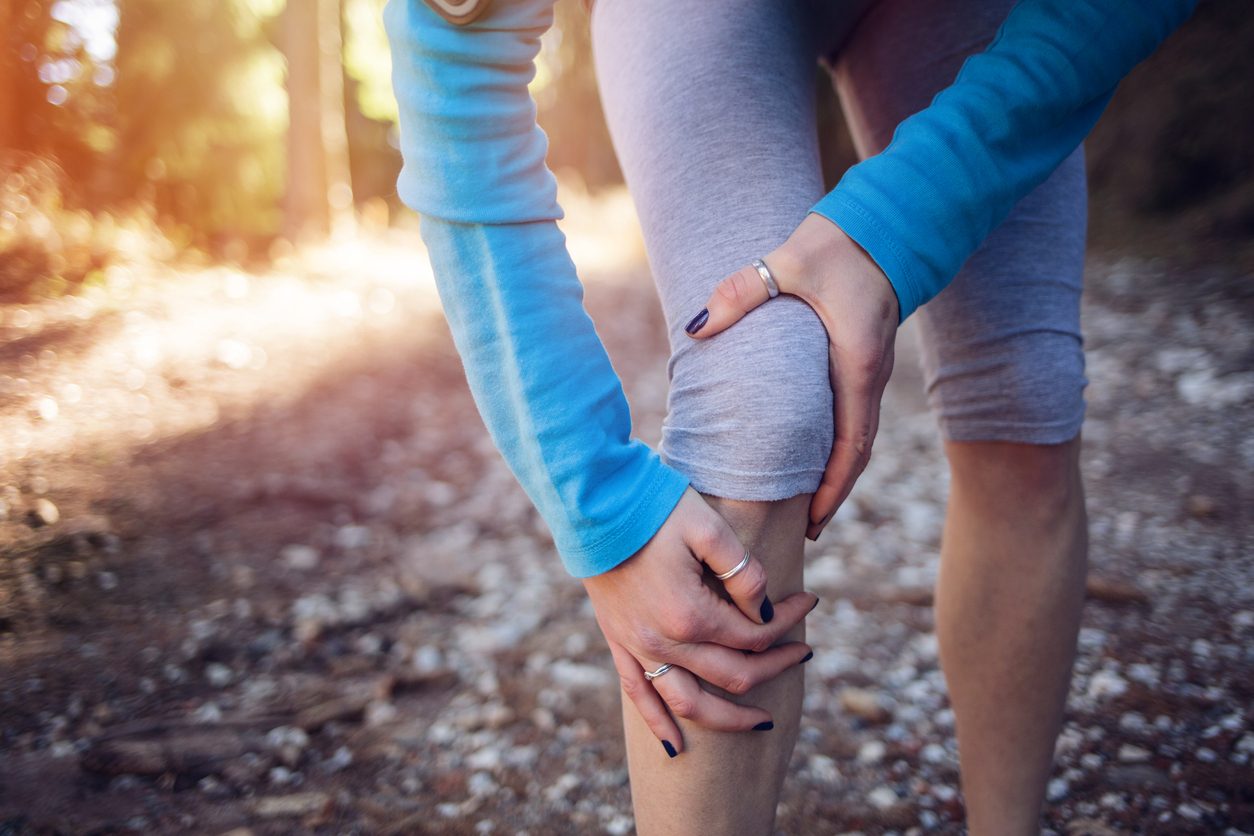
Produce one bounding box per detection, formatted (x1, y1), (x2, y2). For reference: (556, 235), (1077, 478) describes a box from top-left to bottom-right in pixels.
(583, 488), (817, 755)
(686, 214), (899, 540)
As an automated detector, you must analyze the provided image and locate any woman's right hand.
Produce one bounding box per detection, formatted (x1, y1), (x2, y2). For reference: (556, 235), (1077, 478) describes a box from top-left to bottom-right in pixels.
(582, 488), (817, 756)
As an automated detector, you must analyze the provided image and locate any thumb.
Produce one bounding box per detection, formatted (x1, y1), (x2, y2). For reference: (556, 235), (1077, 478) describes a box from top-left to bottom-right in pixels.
(684, 260), (776, 340)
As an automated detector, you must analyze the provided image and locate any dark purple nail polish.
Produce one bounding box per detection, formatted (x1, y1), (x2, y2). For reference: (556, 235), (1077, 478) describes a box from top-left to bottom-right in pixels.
(760, 595), (774, 623)
(800, 651), (814, 664)
(685, 308), (709, 336)
(662, 740), (677, 758)
(809, 597), (820, 614)
(752, 721), (774, 731)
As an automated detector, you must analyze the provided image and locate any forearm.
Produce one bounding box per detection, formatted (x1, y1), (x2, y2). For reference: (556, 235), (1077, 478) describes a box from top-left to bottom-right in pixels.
(421, 216), (688, 576)
(814, 0), (1197, 321)
(385, 0), (688, 576)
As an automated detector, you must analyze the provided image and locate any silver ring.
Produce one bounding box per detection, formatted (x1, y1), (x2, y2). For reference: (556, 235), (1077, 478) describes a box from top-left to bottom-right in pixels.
(714, 552), (751, 581)
(644, 664), (673, 682)
(751, 258), (779, 299)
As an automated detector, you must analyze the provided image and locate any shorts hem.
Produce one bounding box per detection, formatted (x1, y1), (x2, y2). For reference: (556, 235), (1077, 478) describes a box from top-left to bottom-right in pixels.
(937, 413), (1085, 446)
(661, 455), (824, 502)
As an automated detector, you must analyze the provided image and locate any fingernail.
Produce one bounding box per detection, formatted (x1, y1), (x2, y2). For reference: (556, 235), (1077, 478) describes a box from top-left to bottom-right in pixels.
(759, 595), (774, 623)
(684, 308), (709, 336)
(800, 650), (813, 664)
(752, 721), (774, 731)
(809, 597), (820, 614)
(662, 740), (677, 758)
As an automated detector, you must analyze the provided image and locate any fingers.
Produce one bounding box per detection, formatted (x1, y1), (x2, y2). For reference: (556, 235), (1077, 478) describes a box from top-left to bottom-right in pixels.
(807, 344), (893, 540)
(683, 507), (771, 625)
(684, 263), (773, 339)
(694, 590), (820, 652)
(609, 640), (684, 757)
(649, 665), (775, 732)
(674, 640), (812, 695)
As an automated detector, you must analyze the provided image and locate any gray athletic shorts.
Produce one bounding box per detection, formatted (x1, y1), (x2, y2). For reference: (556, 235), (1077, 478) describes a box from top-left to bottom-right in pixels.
(592, 0), (1088, 501)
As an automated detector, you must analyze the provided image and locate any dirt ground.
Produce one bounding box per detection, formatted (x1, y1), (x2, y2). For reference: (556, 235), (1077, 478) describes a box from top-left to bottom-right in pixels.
(0, 189), (1252, 836)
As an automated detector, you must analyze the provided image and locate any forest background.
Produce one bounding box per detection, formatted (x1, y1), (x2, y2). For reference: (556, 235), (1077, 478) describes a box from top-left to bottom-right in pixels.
(0, 0), (1251, 299)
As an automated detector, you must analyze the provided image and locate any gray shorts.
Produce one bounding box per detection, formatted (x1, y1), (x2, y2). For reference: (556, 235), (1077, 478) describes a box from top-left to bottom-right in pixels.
(592, 0), (1088, 501)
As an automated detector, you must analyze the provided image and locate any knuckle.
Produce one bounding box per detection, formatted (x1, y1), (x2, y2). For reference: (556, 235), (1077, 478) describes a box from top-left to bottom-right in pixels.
(740, 564), (768, 600)
(620, 675), (647, 700)
(749, 633), (775, 654)
(667, 695), (697, 720)
(665, 612), (704, 644)
(724, 672), (754, 695)
(716, 270), (757, 311)
(686, 519), (724, 556)
(638, 630), (671, 660)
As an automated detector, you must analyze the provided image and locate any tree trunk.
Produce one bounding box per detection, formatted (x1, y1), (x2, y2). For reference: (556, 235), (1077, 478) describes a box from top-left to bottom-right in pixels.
(283, 0), (352, 243)
(0, 0), (15, 152)
(319, 0), (353, 234)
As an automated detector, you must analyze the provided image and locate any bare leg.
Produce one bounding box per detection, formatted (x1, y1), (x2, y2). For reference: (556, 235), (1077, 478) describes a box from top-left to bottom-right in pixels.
(935, 437), (1087, 836)
(624, 494), (809, 836)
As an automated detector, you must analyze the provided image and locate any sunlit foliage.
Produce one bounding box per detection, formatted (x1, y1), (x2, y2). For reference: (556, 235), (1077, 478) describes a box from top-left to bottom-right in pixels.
(112, 0), (288, 241)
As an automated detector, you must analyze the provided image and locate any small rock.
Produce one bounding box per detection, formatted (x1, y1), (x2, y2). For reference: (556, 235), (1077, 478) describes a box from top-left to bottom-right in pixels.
(1086, 670), (1128, 701)
(204, 663), (233, 688)
(857, 740), (886, 764)
(1117, 744), (1151, 763)
(1085, 575), (1148, 604)
(28, 498), (59, 527)
(866, 786), (899, 810)
(840, 687), (891, 724)
(1185, 495), (1217, 518)
(253, 792), (331, 818)
(97, 571), (118, 591)
(319, 746), (353, 774)
(1046, 777), (1069, 802)
(807, 754), (843, 785)
(280, 545), (320, 570)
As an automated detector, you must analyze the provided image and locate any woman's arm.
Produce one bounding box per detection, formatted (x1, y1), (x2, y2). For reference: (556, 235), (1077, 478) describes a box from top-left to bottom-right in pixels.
(691, 0), (1198, 538)
(812, 0), (1199, 322)
(386, 0), (686, 576)
(384, 0), (817, 749)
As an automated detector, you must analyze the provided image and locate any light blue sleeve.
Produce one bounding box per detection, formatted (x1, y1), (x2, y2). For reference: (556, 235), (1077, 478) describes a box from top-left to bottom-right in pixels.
(384, 0), (689, 577)
(813, 0), (1198, 322)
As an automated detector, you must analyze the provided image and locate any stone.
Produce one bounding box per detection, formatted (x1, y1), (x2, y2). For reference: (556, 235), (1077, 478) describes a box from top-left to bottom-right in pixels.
(27, 498), (59, 527)
(1117, 744), (1151, 763)
(253, 792), (331, 818)
(866, 786), (899, 810)
(280, 545), (320, 570)
(840, 687), (891, 724)
(857, 740), (887, 765)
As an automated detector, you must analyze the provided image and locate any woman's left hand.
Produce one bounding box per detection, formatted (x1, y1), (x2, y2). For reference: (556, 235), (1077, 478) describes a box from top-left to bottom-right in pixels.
(685, 213), (899, 540)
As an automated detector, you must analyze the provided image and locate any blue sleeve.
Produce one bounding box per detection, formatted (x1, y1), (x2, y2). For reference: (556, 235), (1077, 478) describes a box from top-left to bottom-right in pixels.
(384, 0), (689, 577)
(812, 0), (1198, 322)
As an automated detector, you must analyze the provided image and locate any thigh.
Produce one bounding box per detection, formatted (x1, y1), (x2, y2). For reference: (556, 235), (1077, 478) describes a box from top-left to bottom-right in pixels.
(831, 0), (1087, 444)
(593, 0), (852, 499)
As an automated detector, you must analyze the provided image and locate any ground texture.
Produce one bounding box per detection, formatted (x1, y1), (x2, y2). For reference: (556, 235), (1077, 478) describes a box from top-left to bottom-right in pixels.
(0, 193), (1252, 835)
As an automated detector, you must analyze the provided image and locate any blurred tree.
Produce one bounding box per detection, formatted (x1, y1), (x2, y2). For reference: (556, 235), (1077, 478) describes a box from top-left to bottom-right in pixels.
(112, 0), (288, 244)
(0, 0), (115, 185)
(282, 0), (353, 242)
(0, 0), (13, 149)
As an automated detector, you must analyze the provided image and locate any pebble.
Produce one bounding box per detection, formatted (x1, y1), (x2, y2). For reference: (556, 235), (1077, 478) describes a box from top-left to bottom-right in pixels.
(867, 786), (900, 810)
(1117, 744), (1151, 763)
(840, 687), (891, 723)
(280, 544), (320, 570)
(857, 740), (887, 765)
(1086, 670), (1129, 701)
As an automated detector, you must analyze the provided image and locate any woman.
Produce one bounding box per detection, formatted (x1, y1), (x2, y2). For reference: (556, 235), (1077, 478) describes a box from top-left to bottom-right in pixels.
(384, 0), (1195, 833)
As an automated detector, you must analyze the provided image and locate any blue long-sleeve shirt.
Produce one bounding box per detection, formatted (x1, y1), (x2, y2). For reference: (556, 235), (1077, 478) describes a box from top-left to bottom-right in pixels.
(384, 0), (1195, 576)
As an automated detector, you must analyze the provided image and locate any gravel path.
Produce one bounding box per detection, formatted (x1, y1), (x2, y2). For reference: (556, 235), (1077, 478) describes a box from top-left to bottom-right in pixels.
(0, 194), (1251, 835)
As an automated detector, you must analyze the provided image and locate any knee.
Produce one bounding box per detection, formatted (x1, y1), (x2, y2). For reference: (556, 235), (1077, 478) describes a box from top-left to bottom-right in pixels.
(945, 437), (1083, 524)
(663, 299), (833, 500)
